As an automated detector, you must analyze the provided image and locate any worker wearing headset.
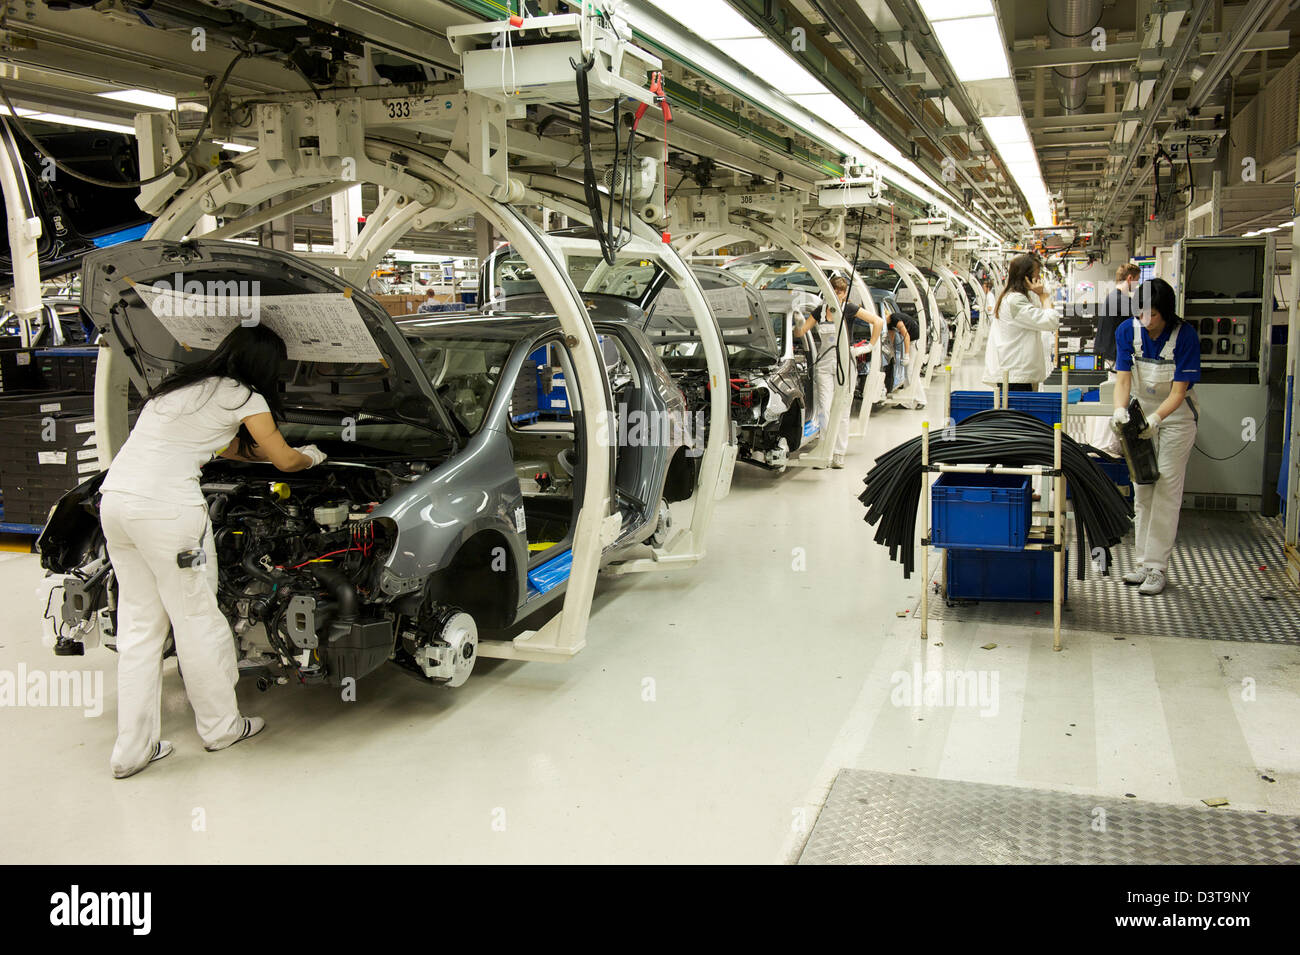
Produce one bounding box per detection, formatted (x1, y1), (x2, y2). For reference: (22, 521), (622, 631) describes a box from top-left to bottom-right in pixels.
(1109, 277), (1200, 596)
(795, 273), (874, 468)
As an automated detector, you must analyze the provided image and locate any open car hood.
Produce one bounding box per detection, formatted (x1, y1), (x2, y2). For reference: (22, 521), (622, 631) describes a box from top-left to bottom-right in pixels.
(81, 240), (458, 440)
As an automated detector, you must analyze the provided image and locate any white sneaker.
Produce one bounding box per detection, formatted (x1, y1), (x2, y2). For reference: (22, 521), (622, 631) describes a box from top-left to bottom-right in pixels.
(831, 454), (845, 469)
(113, 740), (173, 780)
(1122, 568), (1148, 585)
(1138, 569), (1167, 595)
(205, 716), (266, 752)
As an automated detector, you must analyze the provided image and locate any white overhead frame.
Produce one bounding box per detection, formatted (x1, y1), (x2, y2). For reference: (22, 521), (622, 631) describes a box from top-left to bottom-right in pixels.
(802, 234), (886, 441)
(508, 171), (737, 573)
(928, 264), (975, 370)
(0, 126), (43, 347)
(851, 240), (941, 409)
(675, 216), (857, 467)
(95, 133), (617, 665)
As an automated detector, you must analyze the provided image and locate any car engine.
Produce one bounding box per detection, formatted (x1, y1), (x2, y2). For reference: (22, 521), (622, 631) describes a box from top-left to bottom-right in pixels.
(48, 457), (479, 690)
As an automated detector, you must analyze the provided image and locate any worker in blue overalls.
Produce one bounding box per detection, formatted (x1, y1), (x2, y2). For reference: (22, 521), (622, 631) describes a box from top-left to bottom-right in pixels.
(1109, 278), (1201, 595)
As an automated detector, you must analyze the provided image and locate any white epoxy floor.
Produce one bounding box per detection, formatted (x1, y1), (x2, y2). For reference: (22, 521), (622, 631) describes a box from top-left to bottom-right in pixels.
(2, 357), (1298, 864)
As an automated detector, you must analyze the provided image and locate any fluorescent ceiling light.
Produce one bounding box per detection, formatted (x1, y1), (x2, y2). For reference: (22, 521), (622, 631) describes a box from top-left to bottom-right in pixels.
(919, 0), (996, 21)
(994, 141), (1038, 167)
(0, 106), (38, 117)
(219, 141), (255, 153)
(1280, 220), (1295, 228)
(981, 114), (1030, 144)
(790, 93), (860, 128)
(713, 39), (825, 95)
(26, 113), (134, 134)
(1243, 231), (1259, 237)
(932, 16), (1010, 81)
(1259, 226), (1280, 233)
(645, 0), (761, 40)
(96, 89), (177, 111)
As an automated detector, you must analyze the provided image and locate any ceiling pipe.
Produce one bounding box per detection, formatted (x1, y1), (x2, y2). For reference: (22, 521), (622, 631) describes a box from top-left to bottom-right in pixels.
(1048, 0), (1104, 114)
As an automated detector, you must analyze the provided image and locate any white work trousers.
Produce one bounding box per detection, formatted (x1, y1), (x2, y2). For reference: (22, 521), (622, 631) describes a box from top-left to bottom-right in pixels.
(1130, 407), (1197, 572)
(814, 350), (855, 456)
(101, 490), (243, 776)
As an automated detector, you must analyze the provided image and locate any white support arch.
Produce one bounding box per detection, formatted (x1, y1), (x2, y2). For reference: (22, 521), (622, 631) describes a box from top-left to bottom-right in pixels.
(510, 172), (736, 572)
(674, 217), (853, 468)
(849, 240), (939, 410)
(94, 136), (620, 663)
(931, 266), (974, 371)
(0, 126), (43, 347)
(803, 235), (885, 442)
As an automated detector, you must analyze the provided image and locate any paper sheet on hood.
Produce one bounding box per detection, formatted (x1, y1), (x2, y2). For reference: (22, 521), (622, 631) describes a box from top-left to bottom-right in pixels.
(132, 284), (385, 364)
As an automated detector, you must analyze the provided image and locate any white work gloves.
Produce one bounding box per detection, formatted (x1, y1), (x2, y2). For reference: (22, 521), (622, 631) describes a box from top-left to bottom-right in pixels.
(1109, 406), (1129, 435)
(902, 352), (913, 366)
(297, 444), (327, 467)
(1139, 413), (1162, 440)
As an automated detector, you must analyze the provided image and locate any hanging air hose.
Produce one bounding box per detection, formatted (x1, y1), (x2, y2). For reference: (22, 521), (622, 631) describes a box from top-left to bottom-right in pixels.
(834, 210), (869, 388)
(571, 48), (638, 265)
(858, 409), (1133, 580)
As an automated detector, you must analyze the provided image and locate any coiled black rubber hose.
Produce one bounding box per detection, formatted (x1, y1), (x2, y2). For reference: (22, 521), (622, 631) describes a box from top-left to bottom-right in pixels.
(858, 409), (1134, 579)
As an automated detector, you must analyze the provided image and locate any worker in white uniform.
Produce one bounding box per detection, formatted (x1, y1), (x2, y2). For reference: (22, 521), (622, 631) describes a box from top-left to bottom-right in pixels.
(983, 253), (1061, 391)
(1109, 278), (1200, 595)
(794, 274), (862, 468)
(99, 324), (327, 778)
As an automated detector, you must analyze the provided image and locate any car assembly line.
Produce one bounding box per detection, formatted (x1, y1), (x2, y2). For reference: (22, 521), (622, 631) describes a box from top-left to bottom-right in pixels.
(2, 0), (1299, 880)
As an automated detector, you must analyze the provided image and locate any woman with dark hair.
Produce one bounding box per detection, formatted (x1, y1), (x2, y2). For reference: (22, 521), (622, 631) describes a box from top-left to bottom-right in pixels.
(1109, 277), (1201, 595)
(98, 324), (326, 778)
(983, 253), (1061, 391)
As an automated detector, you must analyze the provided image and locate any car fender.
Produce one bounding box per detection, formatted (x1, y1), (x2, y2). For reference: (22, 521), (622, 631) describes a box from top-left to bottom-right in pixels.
(370, 434), (528, 600)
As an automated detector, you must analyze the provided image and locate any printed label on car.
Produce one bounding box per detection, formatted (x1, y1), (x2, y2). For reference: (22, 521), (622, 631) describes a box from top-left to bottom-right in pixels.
(514, 505), (527, 533)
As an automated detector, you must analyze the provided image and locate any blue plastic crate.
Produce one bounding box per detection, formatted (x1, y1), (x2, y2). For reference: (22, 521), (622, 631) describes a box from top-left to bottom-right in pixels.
(1006, 392), (1063, 426)
(931, 472), (1032, 551)
(948, 390), (1064, 426)
(948, 390), (994, 423)
(946, 548), (1069, 602)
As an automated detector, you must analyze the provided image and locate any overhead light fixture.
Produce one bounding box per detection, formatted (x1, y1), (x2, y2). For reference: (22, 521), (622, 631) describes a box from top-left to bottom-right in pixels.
(22, 112), (134, 134)
(1280, 220), (1295, 228)
(1259, 226), (1280, 233)
(219, 141), (255, 153)
(981, 115), (1030, 144)
(712, 39), (825, 95)
(919, 0), (996, 20)
(995, 141), (1039, 167)
(646, 0), (761, 40)
(96, 89), (177, 111)
(931, 16), (1010, 81)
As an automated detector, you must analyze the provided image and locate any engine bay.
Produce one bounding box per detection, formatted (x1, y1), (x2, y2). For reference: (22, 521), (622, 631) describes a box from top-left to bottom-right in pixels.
(47, 457), (479, 690)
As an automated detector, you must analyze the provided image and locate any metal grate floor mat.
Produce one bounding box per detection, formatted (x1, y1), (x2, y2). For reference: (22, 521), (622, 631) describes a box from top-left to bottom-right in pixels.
(798, 769), (1300, 864)
(921, 511), (1300, 645)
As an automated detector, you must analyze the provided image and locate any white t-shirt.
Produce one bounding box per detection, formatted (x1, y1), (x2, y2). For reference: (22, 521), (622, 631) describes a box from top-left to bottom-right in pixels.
(102, 377), (271, 505)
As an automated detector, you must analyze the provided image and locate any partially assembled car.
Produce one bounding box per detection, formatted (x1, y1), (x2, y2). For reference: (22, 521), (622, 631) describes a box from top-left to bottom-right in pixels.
(38, 240), (696, 691)
(482, 239), (823, 469)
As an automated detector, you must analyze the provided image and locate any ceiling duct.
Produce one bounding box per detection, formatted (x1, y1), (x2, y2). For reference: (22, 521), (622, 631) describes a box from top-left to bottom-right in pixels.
(1049, 0), (1105, 114)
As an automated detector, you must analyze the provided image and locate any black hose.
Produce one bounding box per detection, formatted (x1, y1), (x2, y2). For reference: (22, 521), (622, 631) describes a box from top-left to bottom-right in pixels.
(858, 409), (1133, 580)
(307, 564), (358, 623)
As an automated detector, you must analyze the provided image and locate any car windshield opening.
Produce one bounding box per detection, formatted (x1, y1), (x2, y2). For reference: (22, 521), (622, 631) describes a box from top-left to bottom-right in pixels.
(404, 335), (514, 435)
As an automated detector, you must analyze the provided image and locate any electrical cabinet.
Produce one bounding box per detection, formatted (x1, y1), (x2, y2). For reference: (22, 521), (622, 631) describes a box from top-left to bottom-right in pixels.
(1172, 237), (1275, 510)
